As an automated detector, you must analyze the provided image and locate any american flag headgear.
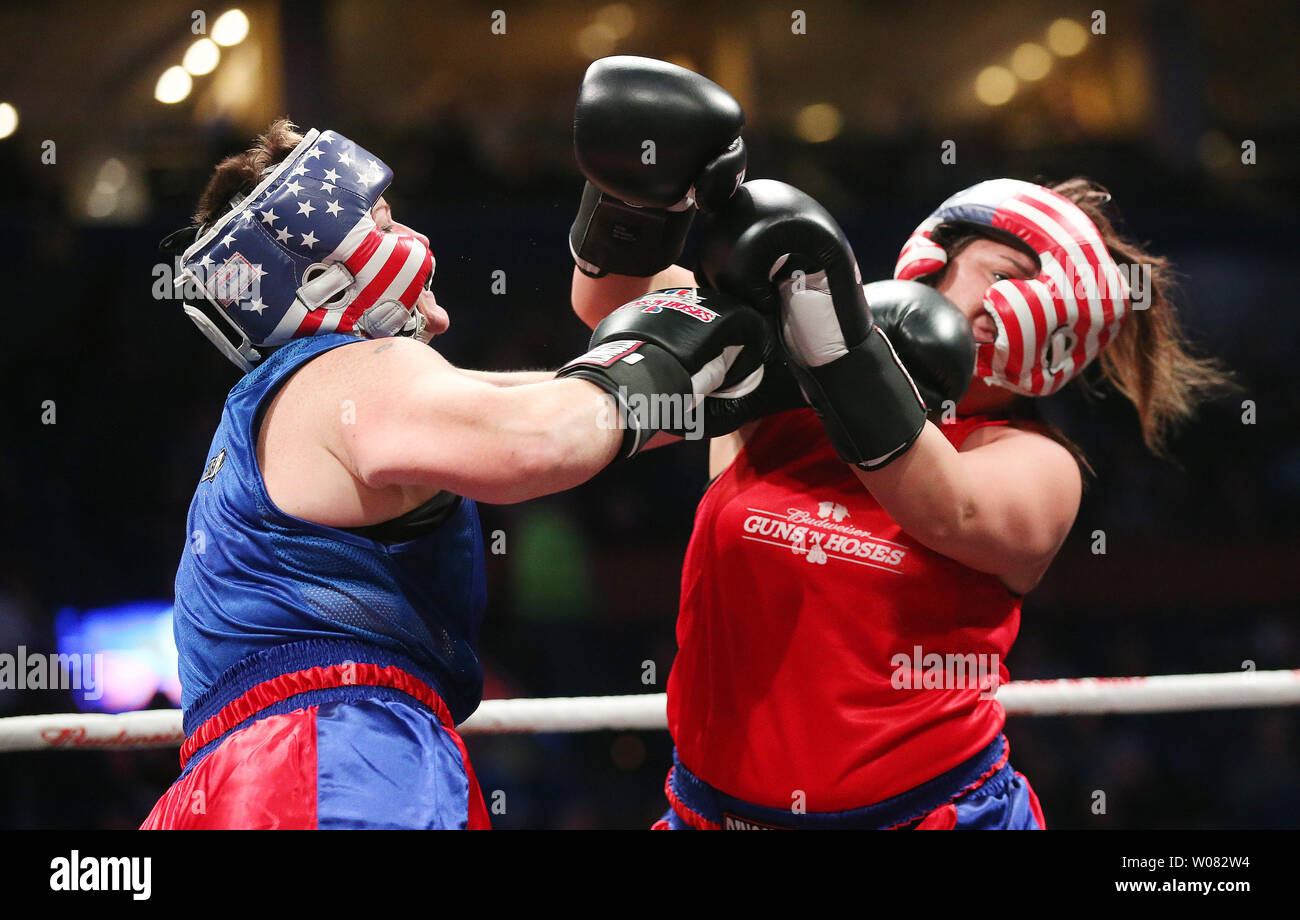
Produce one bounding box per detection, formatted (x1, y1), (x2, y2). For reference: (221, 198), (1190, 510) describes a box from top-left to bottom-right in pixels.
(894, 178), (1130, 397)
(174, 128), (434, 371)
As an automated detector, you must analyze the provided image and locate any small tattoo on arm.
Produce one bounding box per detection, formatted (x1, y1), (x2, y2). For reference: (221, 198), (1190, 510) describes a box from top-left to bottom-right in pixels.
(374, 342), (395, 354)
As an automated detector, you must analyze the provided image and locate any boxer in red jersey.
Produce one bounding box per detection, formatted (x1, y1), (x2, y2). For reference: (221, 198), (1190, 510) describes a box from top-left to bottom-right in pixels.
(572, 175), (1230, 829)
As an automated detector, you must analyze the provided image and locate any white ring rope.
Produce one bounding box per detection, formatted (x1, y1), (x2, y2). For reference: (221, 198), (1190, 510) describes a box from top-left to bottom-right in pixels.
(0, 669), (1295, 753)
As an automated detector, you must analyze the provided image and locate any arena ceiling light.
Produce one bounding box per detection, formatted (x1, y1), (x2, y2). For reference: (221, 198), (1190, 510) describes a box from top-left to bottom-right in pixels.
(1046, 18), (1089, 57)
(158, 12), (250, 107)
(0, 102), (17, 139)
(975, 65), (1017, 106)
(84, 156), (145, 222)
(183, 38), (221, 76)
(1011, 42), (1053, 82)
(594, 3), (635, 39)
(211, 9), (250, 47)
(575, 4), (634, 60)
(795, 103), (843, 143)
(977, 20), (1091, 110)
(155, 65), (193, 104)
(574, 21), (619, 59)
(85, 160), (125, 219)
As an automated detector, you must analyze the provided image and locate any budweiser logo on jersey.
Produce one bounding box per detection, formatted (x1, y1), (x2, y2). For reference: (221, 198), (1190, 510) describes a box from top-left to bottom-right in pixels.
(817, 501), (849, 522)
(740, 500), (908, 572)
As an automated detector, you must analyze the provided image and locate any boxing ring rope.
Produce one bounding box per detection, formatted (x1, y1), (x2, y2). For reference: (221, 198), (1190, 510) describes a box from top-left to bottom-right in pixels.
(0, 669), (1297, 753)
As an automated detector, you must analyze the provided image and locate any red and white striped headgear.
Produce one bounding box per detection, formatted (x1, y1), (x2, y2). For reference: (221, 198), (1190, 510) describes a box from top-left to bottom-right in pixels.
(894, 178), (1130, 396)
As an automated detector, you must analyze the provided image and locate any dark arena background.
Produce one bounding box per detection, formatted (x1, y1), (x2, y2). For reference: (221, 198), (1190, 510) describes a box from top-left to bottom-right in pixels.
(0, 0), (1296, 833)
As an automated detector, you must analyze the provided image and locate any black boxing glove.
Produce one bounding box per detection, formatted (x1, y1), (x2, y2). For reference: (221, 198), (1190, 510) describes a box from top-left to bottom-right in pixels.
(698, 180), (927, 470)
(570, 56), (747, 278)
(556, 288), (769, 457)
(698, 333), (805, 438)
(863, 280), (976, 412)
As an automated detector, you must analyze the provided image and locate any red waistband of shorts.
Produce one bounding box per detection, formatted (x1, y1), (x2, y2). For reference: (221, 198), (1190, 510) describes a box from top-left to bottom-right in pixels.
(180, 642), (454, 769)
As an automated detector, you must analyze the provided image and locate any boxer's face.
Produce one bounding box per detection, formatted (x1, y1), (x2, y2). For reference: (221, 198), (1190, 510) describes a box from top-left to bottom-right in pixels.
(932, 238), (1037, 347)
(371, 197), (450, 339)
(934, 238), (1037, 411)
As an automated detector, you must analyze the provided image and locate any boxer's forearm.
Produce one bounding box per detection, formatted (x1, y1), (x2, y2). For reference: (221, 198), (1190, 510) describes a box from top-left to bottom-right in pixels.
(570, 265), (698, 330)
(488, 378), (624, 499)
(340, 342), (620, 504)
(356, 378), (621, 504)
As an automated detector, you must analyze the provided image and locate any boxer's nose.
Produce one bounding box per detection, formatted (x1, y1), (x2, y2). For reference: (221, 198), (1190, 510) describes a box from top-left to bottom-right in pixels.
(392, 222), (431, 253)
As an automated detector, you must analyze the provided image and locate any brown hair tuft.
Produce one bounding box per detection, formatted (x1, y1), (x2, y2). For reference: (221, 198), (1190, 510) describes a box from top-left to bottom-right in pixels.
(192, 118), (304, 229)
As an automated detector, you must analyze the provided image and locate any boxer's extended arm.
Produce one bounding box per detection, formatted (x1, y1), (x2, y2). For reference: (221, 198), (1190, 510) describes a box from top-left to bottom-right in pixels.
(571, 265), (696, 330)
(457, 369), (555, 386)
(328, 338), (621, 504)
(325, 279), (770, 501)
(852, 423), (1081, 590)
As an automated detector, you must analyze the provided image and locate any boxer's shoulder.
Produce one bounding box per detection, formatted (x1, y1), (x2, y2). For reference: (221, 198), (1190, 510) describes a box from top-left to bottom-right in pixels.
(254, 338), (442, 489)
(264, 337), (456, 432)
(298, 334), (449, 386)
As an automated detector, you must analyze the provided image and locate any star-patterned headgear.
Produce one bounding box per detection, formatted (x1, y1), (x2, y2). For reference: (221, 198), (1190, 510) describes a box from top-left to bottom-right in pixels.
(169, 128), (434, 371)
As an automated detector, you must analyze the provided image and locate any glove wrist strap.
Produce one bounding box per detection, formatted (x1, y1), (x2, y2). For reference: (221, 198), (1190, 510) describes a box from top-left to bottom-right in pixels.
(791, 329), (927, 471)
(555, 340), (695, 459)
(570, 183), (696, 278)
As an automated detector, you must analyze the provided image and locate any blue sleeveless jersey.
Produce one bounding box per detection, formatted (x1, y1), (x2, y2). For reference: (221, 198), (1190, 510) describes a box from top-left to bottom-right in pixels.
(173, 334), (486, 723)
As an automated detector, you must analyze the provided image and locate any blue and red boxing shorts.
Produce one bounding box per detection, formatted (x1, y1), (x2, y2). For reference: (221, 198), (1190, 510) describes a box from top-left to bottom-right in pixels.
(654, 733), (1045, 830)
(142, 640), (490, 829)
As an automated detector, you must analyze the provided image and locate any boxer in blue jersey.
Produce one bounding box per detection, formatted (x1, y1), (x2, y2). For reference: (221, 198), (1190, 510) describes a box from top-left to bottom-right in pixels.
(141, 91), (769, 829)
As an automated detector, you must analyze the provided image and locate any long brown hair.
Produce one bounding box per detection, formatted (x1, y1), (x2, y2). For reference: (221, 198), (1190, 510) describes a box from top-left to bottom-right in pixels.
(193, 117), (303, 229)
(1050, 178), (1234, 456)
(934, 177), (1234, 467)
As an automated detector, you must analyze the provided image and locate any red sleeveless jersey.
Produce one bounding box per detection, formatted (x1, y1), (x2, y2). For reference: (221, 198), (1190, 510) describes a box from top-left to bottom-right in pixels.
(667, 409), (1023, 811)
